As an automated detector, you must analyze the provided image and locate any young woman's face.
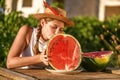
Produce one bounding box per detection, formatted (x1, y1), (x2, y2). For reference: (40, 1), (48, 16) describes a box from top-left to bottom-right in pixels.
(41, 19), (65, 40)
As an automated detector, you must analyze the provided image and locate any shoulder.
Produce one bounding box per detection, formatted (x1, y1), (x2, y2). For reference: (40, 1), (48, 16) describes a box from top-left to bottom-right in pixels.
(18, 25), (34, 44)
(19, 25), (33, 33)
(17, 25), (33, 38)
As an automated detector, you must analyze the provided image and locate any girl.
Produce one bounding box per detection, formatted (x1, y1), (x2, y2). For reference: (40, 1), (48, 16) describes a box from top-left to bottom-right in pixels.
(6, 6), (74, 69)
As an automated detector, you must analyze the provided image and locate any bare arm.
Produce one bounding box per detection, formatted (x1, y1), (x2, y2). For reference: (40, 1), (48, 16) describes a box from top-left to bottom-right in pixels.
(6, 26), (48, 69)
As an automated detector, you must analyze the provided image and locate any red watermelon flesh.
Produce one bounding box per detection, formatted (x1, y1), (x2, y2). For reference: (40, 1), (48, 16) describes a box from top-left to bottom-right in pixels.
(47, 34), (81, 71)
(82, 51), (112, 58)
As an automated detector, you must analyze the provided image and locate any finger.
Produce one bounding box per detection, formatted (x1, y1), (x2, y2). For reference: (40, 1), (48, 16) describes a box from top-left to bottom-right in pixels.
(43, 55), (47, 58)
(44, 62), (48, 66)
(44, 58), (48, 61)
(42, 50), (46, 55)
(48, 58), (52, 62)
(43, 59), (49, 66)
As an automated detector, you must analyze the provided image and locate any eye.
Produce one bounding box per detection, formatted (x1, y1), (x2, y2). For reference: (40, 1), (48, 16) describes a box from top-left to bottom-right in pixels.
(51, 25), (57, 29)
(59, 28), (64, 32)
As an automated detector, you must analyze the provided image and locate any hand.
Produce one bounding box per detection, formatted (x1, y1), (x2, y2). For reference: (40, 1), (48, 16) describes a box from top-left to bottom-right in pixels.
(40, 50), (48, 66)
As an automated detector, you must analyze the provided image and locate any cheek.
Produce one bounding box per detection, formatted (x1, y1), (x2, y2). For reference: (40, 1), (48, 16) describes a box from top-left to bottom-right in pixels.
(44, 28), (54, 39)
(47, 31), (55, 39)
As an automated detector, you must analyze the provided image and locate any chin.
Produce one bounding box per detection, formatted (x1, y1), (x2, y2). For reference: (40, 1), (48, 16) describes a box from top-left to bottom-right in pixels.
(48, 35), (53, 39)
(47, 36), (51, 40)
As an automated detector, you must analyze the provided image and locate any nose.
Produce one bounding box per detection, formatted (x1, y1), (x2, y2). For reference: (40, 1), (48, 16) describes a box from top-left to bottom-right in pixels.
(55, 28), (61, 34)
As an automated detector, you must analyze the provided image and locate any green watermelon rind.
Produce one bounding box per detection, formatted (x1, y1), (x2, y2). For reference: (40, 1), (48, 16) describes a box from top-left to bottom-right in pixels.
(81, 51), (113, 72)
(46, 33), (82, 71)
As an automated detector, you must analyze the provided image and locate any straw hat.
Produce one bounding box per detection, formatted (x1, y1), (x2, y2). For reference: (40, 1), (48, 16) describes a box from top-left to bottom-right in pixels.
(33, 7), (74, 27)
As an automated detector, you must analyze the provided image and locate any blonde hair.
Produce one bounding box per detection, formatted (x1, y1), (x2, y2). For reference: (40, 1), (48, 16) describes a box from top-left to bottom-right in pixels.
(33, 18), (54, 55)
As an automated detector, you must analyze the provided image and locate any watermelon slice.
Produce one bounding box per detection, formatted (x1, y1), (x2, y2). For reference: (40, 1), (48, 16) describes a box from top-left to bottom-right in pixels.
(81, 51), (113, 72)
(47, 34), (82, 71)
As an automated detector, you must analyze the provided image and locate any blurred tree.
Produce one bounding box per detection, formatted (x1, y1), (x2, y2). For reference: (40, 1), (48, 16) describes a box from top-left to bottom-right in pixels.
(53, 0), (64, 9)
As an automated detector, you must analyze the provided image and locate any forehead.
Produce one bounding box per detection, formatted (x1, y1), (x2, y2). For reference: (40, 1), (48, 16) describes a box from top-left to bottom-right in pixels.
(48, 20), (65, 27)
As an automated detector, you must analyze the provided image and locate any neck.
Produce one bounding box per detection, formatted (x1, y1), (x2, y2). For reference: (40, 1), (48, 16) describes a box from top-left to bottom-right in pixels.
(40, 33), (48, 43)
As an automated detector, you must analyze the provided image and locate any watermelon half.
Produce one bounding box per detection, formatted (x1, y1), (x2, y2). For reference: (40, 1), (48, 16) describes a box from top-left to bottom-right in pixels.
(47, 34), (82, 71)
(81, 51), (113, 72)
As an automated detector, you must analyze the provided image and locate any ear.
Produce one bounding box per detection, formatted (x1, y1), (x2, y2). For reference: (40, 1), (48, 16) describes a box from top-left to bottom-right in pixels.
(40, 19), (46, 27)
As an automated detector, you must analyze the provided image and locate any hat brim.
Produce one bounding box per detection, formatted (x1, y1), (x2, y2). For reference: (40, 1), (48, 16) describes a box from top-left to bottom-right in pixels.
(33, 13), (74, 27)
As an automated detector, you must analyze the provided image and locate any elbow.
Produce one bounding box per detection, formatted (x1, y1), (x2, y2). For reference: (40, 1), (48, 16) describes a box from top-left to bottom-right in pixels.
(6, 61), (12, 69)
(6, 60), (14, 69)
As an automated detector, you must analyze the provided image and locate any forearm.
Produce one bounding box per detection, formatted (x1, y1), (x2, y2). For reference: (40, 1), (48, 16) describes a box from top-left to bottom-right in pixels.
(6, 55), (40, 69)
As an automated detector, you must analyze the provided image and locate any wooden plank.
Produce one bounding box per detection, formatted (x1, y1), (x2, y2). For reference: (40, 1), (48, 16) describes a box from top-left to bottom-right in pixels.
(0, 67), (37, 80)
(1, 67), (120, 80)
(112, 69), (120, 75)
(0, 75), (13, 80)
(14, 69), (120, 80)
(106, 67), (120, 75)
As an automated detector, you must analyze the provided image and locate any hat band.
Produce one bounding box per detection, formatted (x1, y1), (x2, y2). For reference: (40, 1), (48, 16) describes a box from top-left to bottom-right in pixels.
(43, 0), (63, 17)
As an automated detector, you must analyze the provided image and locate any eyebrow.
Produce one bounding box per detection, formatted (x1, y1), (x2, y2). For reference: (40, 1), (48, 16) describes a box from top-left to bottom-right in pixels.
(52, 23), (64, 28)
